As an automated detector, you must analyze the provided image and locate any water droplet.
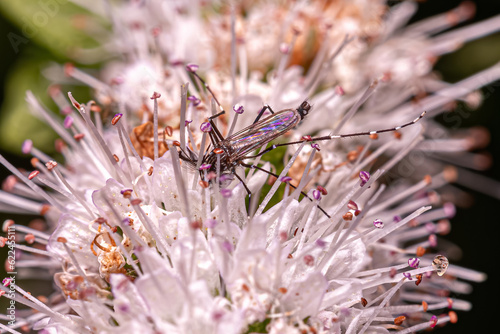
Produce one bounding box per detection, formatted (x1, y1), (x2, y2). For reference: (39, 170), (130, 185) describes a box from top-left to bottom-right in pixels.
(432, 255), (449, 276)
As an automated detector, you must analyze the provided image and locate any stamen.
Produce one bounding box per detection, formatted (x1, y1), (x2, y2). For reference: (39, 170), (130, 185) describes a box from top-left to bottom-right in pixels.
(292, 150), (316, 200)
(150, 92), (161, 160)
(0, 155), (64, 212)
(179, 84), (188, 151)
(68, 93), (129, 185)
(51, 162), (96, 218)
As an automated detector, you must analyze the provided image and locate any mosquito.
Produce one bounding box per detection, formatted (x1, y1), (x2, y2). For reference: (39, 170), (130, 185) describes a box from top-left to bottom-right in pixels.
(177, 66), (426, 218)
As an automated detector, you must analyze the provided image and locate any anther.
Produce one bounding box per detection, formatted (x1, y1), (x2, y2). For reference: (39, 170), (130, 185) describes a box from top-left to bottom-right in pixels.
(447, 298), (453, 309)
(360, 298), (367, 307)
(30, 158), (39, 168)
(335, 86), (345, 96)
(199, 164), (212, 170)
(233, 104), (244, 114)
(213, 148), (224, 154)
(279, 43), (289, 54)
(2, 220), (14, 232)
(64, 63), (75, 76)
(373, 219), (384, 228)
(55, 139), (66, 153)
(130, 199), (142, 205)
(301, 135), (312, 141)
(429, 315), (438, 328)
(342, 212), (353, 221)
(316, 185), (327, 195)
(73, 133), (85, 141)
(165, 126), (173, 137)
(57, 237), (67, 243)
(280, 176), (292, 183)
(120, 189), (133, 198)
(303, 255), (314, 266)
(408, 257), (420, 268)
(113, 154), (119, 162)
(278, 287), (287, 294)
(111, 113), (123, 126)
(312, 190), (321, 201)
(63, 116), (73, 128)
(28, 171), (40, 180)
(150, 92), (161, 99)
(188, 96), (201, 106)
(347, 150), (358, 161)
(24, 234), (35, 244)
(415, 274), (423, 286)
(416, 246), (426, 257)
(429, 234), (437, 247)
(22, 140), (33, 154)
(448, 311), (458, 324)
(148, 166), (153, 176)
(394, 316), (406, 326)
(186, 63), (199, 72)
(359, 171), (370, 186)
(190, 221), (202, 230)
(40, 204), (51, 215)
(200, 122), (212, 132)
(45, 161), (58, 171)
(90, 105), (101, 113)
(403, 272), (412, 280)
(94, 217), (107, 225)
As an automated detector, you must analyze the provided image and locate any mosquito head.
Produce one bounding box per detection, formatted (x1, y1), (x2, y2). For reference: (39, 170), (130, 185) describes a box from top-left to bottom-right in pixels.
(297, 101), (311, 119)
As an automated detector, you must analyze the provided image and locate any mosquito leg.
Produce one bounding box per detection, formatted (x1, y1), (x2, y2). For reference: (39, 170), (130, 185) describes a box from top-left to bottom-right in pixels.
(243, 111), (427, 160)
(253, 105), (275, 124)
(240, 162), (331, 219)
(207, 121), (225, 144)
(209, 110), (226, 120)
(232, 169), (253, 215)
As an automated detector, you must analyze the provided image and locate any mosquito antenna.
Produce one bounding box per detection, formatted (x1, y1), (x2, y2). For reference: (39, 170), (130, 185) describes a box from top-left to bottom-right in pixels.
(186, 64), (225, 114)
(241, 162), (331, 219)
(327, 111), (427, 140)
(243, 111), (427, 160)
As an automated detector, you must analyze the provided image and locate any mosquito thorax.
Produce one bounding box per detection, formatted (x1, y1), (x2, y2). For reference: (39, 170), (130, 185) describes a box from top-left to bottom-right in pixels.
(297, 101), (311, 119)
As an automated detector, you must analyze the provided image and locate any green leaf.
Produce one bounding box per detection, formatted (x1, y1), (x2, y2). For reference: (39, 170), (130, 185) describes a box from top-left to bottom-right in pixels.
(0, 55), (57, 154)
(245, 318), (271, 333)
(0, 49), (92, 155)
(0, 0), (101, 59)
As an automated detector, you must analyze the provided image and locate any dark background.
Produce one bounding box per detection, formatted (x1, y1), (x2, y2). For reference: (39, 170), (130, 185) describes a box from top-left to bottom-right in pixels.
(0, 1), (499, 333)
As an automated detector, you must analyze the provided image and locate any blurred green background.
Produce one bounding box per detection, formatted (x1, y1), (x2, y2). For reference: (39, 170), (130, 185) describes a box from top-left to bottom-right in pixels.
(0, 1), (499, 333)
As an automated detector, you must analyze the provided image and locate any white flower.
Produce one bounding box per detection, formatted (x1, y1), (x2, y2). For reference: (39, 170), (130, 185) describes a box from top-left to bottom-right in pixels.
(1, 1), (499, 334)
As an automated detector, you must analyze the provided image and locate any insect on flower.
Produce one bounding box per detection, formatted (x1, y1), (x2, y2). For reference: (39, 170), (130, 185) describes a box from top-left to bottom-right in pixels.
(178, 65), (426, 218)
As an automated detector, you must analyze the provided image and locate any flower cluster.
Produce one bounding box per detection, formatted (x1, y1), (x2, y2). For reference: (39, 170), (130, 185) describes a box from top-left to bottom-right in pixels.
(1, 1), (499, 333)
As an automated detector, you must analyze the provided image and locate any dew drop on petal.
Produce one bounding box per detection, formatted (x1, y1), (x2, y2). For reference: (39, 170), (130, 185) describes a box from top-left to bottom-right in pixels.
(432, 255), (449, 276)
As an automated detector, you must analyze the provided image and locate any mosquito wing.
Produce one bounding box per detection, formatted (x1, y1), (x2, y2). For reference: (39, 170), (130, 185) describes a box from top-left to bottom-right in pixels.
(225, 109), (300, 159)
